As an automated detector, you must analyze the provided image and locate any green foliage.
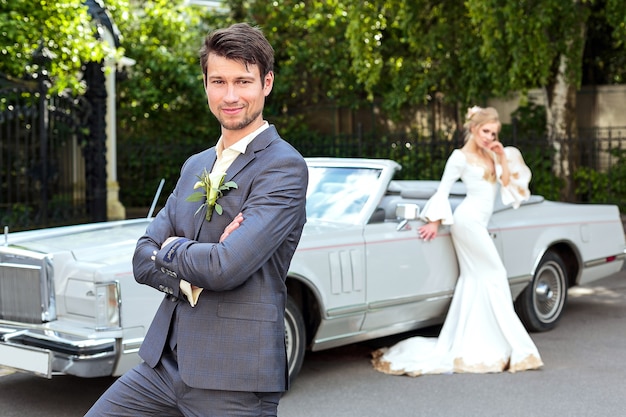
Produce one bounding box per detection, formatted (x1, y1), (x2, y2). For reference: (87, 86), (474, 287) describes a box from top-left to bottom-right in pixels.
(574, 148), (626, 211)
(0, 0), (112, 93)
(574, 166), (609, 203)
(466, 0), (587, 91)
(344, 0), (490, 112)
(499, 102), (562, 201)
(341, 0), (626, 114)
(522, 145), (564, 202)
(110, 0), (370, 206)
(255, 1), (362, 109)
(584, 0), (626, 84)
(605, 0), (626, 44)
(4, 0), (626, 211)
(0, 0), (224, 207)
(0, 203), (34, 231)
(109, 0), (222, 206)
(507, 102), (548, 138)
(605, 149), (626, 212)
(380, 131), (455, 181)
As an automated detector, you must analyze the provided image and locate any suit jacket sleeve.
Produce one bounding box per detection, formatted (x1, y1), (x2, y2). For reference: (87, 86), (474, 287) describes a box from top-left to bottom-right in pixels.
(131, 155), (203, 299)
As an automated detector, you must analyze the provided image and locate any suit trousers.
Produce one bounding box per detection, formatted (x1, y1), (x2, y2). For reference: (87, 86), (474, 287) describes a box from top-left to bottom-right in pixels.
(83, 351), (282, 417)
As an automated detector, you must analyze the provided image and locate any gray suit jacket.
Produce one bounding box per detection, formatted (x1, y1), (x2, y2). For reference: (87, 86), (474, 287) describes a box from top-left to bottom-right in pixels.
(132, 126), (307, 392)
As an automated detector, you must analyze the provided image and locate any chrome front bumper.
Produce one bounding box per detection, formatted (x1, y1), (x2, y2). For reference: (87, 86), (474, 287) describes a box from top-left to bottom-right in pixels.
(0, 324), (118, 378)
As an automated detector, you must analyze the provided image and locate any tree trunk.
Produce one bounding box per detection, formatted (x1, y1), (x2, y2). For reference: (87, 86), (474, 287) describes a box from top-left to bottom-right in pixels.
(543, 53), (578, 200)
(543, 9), (587, 201)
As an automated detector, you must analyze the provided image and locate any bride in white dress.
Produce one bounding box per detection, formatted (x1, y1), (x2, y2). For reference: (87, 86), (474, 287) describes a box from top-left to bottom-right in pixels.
(372, 106), (543, 376)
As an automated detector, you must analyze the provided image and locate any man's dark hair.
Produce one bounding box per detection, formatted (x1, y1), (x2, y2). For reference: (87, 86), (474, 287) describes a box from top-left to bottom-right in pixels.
(200, 22), (274, 83)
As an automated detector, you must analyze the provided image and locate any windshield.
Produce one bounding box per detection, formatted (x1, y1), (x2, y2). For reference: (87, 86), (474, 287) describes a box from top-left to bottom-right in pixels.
(306, 166), (382, 223)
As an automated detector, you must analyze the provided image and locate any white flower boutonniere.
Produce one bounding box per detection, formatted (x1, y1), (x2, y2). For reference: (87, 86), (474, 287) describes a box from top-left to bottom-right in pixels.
(185, 168), (238, 221)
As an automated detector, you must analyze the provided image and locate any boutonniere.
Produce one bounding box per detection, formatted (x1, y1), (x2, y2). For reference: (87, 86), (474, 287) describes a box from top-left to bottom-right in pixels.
(185, 169), (237, 221)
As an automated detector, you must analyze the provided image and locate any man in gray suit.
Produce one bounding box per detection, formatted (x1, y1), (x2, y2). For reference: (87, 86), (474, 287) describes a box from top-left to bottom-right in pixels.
(85, 23), (308, 416)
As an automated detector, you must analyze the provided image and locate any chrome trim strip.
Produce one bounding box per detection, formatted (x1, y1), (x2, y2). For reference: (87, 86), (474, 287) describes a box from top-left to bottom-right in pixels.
(368, 291), (452, 310)
(122, 337), (143, 353)
(326, 304), (367, 317)
(584, 252), (626, 268)
(312, 317), (445, 351)
(508, 275), (532, 286)
(0, 326), (118, 378)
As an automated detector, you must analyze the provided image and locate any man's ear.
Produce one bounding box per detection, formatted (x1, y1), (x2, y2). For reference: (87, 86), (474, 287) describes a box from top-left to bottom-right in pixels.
(263, 71), (274, 96)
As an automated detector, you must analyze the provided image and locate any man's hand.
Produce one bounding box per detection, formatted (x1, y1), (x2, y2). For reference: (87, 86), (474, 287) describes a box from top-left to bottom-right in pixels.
(220, 212), (243, 242)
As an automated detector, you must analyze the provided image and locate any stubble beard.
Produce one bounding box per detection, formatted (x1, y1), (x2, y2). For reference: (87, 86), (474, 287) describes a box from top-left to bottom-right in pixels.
(218, 108), (263, 132)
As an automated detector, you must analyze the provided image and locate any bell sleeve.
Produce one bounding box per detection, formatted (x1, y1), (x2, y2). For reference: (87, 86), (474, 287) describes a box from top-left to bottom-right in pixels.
(420, 150), (465, 225)
(497, 146), (532, 209)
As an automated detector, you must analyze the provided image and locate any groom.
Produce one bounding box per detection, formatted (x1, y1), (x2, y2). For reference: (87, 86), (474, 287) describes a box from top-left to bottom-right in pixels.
(85, 23), (308, 416)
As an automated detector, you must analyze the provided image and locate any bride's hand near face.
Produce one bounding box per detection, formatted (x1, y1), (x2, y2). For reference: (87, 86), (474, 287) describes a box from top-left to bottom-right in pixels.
(488, 141), (505, 156)
(488, 142), (511, 185)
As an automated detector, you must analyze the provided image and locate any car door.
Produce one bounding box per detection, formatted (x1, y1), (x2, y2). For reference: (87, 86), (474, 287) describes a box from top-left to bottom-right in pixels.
(360, 217), (459, 333)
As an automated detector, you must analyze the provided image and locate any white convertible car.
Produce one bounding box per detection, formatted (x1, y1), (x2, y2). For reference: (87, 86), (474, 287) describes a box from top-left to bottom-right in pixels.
(1, 158), (624, 381)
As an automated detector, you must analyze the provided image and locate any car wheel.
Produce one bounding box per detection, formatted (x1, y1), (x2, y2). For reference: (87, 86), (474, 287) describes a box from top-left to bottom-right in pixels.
(515, 251), (568, 332)
(285, 295), (306, 381)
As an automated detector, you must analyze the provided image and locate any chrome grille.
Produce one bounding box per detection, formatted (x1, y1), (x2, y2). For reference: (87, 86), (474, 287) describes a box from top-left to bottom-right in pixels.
(0, 248), (56, 323)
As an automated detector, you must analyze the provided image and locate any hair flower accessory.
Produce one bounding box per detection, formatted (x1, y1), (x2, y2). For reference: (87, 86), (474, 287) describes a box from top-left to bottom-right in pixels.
(466, 105), (482, 120)
(185, 168), (237, 221)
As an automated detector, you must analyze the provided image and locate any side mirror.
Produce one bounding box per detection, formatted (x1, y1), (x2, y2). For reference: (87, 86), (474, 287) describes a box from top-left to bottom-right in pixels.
(395, 203), (420, 220)
(395, 203), (421, 231)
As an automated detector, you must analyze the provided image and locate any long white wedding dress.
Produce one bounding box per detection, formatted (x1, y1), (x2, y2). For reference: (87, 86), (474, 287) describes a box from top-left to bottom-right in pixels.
(372, 147), (543, 376)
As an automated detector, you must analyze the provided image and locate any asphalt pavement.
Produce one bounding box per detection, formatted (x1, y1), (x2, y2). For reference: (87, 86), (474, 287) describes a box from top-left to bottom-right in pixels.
(1, 268), (625, 417)
(277, 269), (626, 417)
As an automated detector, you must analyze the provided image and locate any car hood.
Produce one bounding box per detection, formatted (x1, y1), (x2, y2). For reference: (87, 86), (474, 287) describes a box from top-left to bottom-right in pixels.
(4, 219), (151, 265)
(3, 218), (357, 265)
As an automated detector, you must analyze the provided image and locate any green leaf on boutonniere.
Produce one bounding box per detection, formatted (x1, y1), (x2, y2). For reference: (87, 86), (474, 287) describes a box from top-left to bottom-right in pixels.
(185, 191), (206, 202)
(185, 169), (238, 221)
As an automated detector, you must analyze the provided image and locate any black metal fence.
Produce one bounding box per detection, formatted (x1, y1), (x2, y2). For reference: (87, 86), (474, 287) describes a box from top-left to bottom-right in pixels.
(117, 125), (626, 215)
(0, 72), (92, 231)
(290, 126), (626, 209)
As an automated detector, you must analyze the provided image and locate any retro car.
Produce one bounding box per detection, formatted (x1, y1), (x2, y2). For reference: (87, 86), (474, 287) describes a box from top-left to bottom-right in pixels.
(1, 158), (624, 381)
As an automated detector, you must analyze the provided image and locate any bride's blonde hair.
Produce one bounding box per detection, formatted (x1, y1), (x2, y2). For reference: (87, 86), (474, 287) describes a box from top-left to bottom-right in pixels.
(463, 106), (501, 142)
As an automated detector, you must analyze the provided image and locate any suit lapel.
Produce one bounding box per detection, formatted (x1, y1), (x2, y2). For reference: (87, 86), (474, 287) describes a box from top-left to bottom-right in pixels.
(224, 125), (279, 182)
(192, 126), (279, 239)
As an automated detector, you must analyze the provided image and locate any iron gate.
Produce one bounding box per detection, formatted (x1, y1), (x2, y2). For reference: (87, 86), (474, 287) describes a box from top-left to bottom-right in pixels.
(0, 72), (94, 231)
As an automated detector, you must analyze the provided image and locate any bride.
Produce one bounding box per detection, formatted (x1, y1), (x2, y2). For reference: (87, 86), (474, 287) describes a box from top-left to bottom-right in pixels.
(372, 106), (543, 376)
